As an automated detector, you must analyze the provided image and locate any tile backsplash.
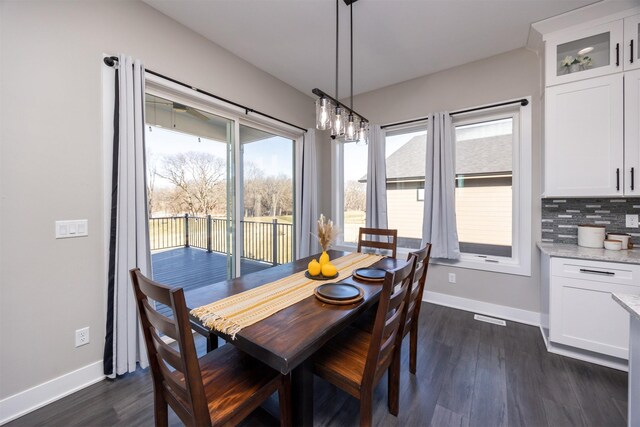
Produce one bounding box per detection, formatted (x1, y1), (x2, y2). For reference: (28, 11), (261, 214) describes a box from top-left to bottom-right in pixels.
(541, 198), (640, 245)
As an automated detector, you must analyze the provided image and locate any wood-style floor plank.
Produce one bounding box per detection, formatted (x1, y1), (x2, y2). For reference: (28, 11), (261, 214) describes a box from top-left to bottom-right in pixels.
(6, 303), (629, 427)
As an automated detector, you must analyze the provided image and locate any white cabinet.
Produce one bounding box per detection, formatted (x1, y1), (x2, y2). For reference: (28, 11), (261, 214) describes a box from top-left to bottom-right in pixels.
(625, 69), (640, 195)
(544, 74), (624, 197)
(549, 258), (638, 359)
(624, 14), (640, 71)
(545, 20), (624, 86)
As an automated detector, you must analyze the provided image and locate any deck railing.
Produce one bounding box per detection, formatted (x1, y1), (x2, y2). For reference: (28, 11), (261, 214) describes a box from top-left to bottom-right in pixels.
(149, 215), (293, 265)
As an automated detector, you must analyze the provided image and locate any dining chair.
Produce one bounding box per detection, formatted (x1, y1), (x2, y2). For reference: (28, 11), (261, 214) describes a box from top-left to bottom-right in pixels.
(403, 244), (432, 374)
(312, 256), (417, 426)
(130, 268), (292, 427)
(356, 227), (398, 258)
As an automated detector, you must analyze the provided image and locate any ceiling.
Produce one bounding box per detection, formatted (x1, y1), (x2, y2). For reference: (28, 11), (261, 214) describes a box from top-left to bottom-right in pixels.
(144, 0), (601, 98)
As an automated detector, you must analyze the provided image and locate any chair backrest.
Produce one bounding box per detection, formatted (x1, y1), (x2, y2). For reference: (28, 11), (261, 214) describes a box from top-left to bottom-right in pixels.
(130, 268), (211, 426)
(403, 244), (432, 337)
(363, 255), (417, 387)
(356, 227), (398, 258)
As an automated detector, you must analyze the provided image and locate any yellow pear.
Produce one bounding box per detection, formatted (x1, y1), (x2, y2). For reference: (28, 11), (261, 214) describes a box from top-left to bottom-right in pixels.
(321, 262), (337, 277)
(319, 251), (330, 265)
(308, 259), (321, 276)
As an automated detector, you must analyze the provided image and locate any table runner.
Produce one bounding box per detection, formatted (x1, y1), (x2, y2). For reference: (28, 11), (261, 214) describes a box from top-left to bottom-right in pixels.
(190, 252), (383, 339)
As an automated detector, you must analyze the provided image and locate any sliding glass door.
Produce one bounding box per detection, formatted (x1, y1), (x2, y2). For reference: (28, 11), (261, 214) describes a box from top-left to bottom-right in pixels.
(145, 94), (234, 296)
(143, 93), (296, 298)
(239, 124), (295, 272)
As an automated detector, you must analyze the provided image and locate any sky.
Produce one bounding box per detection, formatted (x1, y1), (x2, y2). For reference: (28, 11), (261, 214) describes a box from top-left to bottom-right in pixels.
(145, 125), (294, 188)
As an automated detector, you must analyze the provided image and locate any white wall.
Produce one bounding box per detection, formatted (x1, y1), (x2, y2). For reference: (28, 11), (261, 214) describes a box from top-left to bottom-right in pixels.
(350, 48), (543, 313)
(0, 0), (314, 401)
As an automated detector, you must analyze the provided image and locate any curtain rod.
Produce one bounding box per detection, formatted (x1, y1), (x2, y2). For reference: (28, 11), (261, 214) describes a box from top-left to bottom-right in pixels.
(103, 56), (307, 133)
(380, 98), (529, 130)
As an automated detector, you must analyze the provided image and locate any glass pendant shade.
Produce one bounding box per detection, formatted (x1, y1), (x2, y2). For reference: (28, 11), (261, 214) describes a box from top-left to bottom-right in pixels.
(357, 121), (368, 144)
(344, 114), (358, 142)
(315, 97), (332, 130)
(331, 106), (345, 136)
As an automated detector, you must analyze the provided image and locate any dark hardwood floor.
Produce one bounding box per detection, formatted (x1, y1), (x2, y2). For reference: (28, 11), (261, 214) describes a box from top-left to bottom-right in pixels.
(6, 303), (628, 426)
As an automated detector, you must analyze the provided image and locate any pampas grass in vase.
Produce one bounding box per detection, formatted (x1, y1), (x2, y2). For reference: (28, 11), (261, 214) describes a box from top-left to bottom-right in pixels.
(316, 214), (337, 265)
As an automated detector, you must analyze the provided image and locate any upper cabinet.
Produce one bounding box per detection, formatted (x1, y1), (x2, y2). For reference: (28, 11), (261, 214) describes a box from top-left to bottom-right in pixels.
(545, 20), (624, 86)
(624, 14), (640, 72)
(625, 69), (640, 196)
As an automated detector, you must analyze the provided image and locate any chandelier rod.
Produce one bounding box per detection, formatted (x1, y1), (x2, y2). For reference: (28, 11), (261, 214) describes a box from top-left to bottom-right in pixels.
(350, 2), (353, 111)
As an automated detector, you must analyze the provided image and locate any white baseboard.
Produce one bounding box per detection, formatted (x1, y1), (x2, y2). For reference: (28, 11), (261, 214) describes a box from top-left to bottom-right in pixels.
(0, 360), (105, 425)
(424, 290), (541, 326)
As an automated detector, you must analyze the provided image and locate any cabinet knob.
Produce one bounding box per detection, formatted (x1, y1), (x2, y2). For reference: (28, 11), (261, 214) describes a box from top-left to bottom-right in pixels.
(616, 43), (620, 67)
(632, 167), (635, 191)
(632, 40), (635, 64)
(616, 168), (620, 191)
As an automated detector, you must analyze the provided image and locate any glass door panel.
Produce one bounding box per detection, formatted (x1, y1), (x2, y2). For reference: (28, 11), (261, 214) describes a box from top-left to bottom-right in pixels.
(556, 32), (610, 77)
(239, 124), (294, 274)
(145, 94), (234, 308)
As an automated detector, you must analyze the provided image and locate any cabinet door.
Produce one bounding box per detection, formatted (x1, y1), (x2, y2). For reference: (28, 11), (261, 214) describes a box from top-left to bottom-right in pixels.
(624, 14), (640, 71)
(625, 69), (640, 195)
(546, 20), (624, 86)
(545, 74), (624, 197)
(549, 275), (632, 359)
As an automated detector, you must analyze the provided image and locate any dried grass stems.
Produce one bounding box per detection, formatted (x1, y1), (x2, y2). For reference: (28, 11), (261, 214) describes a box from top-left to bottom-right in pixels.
(316, 214), (338, 252)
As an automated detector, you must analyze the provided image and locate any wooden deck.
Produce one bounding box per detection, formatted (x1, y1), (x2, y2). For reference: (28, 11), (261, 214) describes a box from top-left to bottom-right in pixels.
(151, 247), (271, 316)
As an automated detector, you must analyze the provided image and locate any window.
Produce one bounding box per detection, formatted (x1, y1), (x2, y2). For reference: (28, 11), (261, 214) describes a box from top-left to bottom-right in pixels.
(447, 104), (532, 276)
(335, 141), (368, 245)
(454, 117), (513, 258)
(385, 128), (427, 249)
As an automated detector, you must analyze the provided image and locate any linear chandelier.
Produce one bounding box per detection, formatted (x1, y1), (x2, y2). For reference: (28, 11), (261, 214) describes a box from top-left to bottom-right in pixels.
(313, 0), (368, 143)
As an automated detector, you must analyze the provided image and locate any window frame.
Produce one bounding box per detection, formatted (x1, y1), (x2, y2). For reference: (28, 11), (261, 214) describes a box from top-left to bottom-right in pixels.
(332, 98), (532, 276)
(143, 73), (302, 276)
(435, 100), (532, 276)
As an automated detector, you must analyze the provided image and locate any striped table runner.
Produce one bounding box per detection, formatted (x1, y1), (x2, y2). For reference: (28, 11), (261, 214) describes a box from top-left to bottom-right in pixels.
(190, 252), (383, 339)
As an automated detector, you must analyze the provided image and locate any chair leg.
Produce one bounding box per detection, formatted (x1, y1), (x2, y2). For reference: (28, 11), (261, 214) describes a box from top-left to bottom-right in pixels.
(278, 374), (292, 427)
(359, 393), (373, 427)
(154, 390), (168, 427)
(409, 323), (418, 375)
(388, 352), (400, 416)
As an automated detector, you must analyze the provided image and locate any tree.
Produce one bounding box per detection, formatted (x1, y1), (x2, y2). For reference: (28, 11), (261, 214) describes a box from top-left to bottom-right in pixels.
(157, 151), (226, 216)
(344, 180), (366, 211)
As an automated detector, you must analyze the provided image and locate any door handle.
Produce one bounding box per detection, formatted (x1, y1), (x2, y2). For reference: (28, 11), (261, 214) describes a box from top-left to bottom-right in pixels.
(632, 40), (635, 64)
(632, 167), (635, 191)
(616, 168), (620, 191)
(616, 43), (620, 66)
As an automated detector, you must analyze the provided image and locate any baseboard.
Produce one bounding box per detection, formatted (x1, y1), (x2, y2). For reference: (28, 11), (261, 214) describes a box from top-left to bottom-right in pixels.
(0, 360), (105, 425)
(424, 291), (541, 327)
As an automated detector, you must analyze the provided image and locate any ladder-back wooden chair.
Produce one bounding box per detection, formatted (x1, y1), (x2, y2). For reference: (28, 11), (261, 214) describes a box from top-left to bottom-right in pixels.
(357, 227), (398, 258)
(403, 244), (432, 374)
(312, 256), (417, 426)
(130, 268), (291, 427)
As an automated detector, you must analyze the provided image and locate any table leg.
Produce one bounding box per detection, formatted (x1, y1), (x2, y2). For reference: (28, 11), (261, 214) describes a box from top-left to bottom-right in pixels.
(291, 360), (314, 427)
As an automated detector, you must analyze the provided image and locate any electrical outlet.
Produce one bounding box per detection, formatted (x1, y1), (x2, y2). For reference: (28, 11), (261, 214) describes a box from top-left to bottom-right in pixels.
(448, 273), (456, 284)
(75, 327), (90, 347)
(626, 214), (639, 228)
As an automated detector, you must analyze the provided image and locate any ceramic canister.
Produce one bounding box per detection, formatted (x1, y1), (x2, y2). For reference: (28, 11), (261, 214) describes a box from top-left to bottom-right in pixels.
(577, 224), (606, 248)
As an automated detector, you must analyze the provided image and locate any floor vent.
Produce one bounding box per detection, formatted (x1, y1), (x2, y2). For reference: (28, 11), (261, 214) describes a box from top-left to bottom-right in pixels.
(474, 314), (506, 326)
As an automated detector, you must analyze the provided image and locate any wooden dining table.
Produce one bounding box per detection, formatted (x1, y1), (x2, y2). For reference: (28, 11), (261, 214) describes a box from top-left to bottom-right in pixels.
(184, 249), (406, 426)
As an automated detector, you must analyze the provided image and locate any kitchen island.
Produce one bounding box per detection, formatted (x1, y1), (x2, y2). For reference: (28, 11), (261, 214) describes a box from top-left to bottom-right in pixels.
(612, 293), (640, 427)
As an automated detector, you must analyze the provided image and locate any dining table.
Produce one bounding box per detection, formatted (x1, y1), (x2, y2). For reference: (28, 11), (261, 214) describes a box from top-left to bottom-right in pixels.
(184, 249), (406, 426)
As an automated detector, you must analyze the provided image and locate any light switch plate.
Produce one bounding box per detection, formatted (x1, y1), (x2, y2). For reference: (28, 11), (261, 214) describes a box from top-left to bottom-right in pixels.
(626, 214), (639, 228)
(56, 220), (89, 238)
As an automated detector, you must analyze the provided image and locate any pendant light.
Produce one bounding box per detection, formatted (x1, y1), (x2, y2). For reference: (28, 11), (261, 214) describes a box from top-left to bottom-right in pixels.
(312, 0), (368, 143)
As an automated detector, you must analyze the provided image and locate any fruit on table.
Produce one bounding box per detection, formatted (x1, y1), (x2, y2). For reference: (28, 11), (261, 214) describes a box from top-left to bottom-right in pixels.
(308, 259), (321, 276)
(319, 251), (330, 265)
(321, 262), (337, 277)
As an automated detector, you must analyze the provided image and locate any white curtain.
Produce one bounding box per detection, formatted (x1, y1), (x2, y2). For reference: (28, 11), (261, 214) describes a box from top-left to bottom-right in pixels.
(296, 129), (320, 258)
(365, 125), (388, 229)
(104, 55), (150, 378)
(422, 112), (460, 259)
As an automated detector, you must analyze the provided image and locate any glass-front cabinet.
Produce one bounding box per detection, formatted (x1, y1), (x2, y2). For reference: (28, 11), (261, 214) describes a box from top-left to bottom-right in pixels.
(545, 20), (624, 86)
(624, 14), (640, 72)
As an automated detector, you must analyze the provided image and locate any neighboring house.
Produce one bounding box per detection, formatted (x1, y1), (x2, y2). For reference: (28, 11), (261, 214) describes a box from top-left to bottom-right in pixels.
(367, 128), (513, 255)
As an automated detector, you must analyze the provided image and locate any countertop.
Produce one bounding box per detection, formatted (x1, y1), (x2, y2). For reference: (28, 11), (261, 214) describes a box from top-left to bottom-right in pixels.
(612, 293), (640, 321)
(538, 242), (640, 265)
